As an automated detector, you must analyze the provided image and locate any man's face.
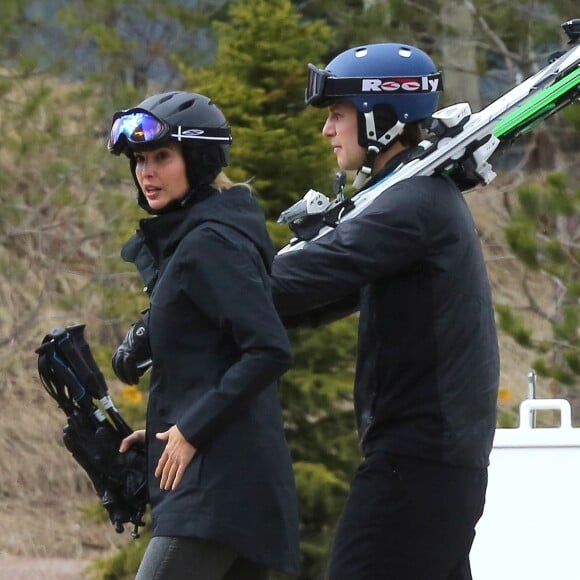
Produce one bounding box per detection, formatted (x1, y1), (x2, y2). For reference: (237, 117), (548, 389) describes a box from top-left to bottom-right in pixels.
(322, 101), (365, 171)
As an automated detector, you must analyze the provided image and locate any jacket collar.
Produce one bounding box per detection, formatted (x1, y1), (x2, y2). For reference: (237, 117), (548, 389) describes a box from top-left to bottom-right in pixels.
(121, 184), (217, 270)
(137, 184), (218, 264)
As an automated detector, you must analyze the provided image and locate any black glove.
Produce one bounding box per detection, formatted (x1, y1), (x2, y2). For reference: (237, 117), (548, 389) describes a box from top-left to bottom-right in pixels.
(112, 311), (151, 385)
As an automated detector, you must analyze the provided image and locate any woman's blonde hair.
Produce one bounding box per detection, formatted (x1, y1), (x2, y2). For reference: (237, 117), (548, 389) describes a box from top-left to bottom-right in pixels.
(212, 171), (253, 193)
(213, 171), (235, 191)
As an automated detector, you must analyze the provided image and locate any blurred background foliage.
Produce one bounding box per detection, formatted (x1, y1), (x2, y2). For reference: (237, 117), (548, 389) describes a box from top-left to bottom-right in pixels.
(0, 0), (578, 578)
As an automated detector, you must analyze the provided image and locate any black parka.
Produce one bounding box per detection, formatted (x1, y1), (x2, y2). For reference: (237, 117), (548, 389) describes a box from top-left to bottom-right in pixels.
(272, 164), (500, 469)
(121, 185), (300, 575)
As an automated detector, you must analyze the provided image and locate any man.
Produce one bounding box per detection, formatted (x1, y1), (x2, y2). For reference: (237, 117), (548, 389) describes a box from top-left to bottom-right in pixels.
(271, 43), (500, 580)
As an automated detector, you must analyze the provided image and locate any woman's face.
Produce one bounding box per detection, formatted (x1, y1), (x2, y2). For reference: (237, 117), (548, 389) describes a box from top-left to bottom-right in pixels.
(134, 143), (189, 211)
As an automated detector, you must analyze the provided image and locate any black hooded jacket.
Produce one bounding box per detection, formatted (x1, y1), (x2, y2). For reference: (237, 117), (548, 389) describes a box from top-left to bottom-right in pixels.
(121, 185), (300, 575)
(271, 157), (500, 469)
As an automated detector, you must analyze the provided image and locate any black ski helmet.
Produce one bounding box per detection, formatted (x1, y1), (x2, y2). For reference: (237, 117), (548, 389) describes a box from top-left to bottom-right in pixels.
(108, 91), (232, 211)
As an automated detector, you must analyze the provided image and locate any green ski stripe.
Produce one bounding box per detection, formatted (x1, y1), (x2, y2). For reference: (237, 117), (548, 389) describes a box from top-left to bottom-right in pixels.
(494, 67), (580, 138)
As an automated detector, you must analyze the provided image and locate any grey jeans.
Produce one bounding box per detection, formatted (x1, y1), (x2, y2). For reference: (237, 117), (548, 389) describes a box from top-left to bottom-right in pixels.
(135, 536), (269, 580)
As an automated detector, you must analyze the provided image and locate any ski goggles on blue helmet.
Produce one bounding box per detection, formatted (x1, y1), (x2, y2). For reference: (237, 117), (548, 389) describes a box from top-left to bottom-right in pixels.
(108, 108), (232, 156)
(305, 63), (444, 108)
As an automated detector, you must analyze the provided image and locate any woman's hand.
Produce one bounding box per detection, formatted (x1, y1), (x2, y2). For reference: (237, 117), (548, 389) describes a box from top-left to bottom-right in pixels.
(155, 425), (197, 491)
(119, 429), (146, 453)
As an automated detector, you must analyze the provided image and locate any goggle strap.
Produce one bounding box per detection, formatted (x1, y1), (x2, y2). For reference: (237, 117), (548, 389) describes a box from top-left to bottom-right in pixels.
(306, 65), (444, 104)
(171, 126), (231, 143)
(324, 72), (444, 97)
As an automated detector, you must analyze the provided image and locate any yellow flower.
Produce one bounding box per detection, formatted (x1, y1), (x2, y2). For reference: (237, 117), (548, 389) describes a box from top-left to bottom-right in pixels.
(498, 387), (512, 403)
(120, 385), (144, 404)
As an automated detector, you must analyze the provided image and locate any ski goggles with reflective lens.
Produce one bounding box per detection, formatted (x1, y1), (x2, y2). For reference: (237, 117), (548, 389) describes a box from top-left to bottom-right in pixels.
(108, 108), (232, 155)
(305, 63), (444, 107)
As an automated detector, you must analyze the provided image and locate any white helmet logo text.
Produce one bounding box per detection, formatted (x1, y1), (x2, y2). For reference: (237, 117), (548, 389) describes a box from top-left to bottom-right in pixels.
(361, 76), (440, 93)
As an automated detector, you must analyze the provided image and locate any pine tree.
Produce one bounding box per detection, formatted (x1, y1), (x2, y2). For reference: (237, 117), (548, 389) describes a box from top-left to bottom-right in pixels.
(178, 0), (337, 220)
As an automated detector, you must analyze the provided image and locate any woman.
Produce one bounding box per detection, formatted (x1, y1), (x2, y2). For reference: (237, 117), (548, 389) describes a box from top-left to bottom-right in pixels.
(108, 91), (300, 580)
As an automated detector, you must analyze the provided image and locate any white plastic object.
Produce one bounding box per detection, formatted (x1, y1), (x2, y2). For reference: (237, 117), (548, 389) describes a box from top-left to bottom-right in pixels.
(431, 102), (472, 128)
(472, 134), (500, 184)
(470, 399), (580, 580)
(277, 189), (331, 224)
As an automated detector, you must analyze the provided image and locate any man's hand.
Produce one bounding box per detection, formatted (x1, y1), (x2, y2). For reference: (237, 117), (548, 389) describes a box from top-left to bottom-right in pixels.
(112, 311), (151, 385)
(155, 425), (197, 491)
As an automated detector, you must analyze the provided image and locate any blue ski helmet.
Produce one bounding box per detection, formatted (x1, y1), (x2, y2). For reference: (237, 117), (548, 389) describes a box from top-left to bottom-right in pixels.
(306, 43), (443, 123)
(305, 43), (443, 184)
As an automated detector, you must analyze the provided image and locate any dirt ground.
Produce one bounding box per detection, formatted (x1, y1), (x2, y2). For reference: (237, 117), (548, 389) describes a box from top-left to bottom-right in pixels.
(0, 498), (128, 579)
(0, 554), (89, 580)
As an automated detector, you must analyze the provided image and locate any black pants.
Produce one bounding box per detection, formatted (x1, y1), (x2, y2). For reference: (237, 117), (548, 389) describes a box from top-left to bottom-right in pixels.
(327, 452), (488, 580)
(135, 536), (269, 580)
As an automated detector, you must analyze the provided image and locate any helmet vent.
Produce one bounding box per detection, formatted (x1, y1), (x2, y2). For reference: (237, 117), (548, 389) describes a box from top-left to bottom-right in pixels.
(178, 98), (196, 111)
(398, 47), (412, 58)
(355, 48), (368, 58)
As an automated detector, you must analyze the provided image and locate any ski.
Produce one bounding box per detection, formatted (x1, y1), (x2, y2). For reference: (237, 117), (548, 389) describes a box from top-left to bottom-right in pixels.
(278, 19), (580, 254)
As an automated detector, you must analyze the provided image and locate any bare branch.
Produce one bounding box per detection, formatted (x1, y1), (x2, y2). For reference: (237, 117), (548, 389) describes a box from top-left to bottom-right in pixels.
(521, 270), (551, 322)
